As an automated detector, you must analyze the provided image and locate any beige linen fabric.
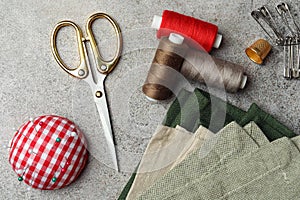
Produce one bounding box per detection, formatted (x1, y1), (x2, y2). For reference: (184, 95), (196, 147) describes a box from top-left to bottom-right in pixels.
(170, 126), (214, 169)
(127, 125), (214, 200)
(126, 125), (193, 200)
(127, 125), (215, 200)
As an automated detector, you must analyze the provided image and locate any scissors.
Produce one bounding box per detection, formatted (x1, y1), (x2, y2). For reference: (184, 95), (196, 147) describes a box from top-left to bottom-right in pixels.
(50, 13), (122, 171)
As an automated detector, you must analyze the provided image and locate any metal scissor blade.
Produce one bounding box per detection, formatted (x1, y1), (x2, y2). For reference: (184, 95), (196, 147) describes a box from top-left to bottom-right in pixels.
(84, 66), (118, 171)
(95, 92), (119, 172)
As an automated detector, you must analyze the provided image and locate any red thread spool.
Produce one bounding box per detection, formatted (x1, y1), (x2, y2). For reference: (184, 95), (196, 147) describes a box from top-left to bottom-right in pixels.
(152, 10), (222, 52)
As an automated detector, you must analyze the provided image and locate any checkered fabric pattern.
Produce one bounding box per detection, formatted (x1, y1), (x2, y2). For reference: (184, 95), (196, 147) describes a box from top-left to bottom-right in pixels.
(8, 115), (88, 190)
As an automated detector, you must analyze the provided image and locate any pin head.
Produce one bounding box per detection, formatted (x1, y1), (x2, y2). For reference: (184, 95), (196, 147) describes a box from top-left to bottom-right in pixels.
(71, 132), (77, 137)
(52, 177), (57, 182)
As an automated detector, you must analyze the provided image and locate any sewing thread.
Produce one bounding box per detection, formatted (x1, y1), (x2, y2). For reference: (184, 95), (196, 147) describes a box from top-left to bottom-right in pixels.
(181, 49), (247, 93)
(154, 10), (220, 52)
(143, 34), (247, 100)
(143, 34), (188, 100)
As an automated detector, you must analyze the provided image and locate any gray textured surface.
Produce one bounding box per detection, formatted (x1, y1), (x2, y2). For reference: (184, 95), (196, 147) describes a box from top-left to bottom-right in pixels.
(0, 0), (299, 199)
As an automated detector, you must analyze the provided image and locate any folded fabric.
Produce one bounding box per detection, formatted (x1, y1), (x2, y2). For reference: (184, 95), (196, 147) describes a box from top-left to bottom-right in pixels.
(164, 89), (245, 133)
(137, 122), (263, 200)
(170, 125), (214, 170)
(291, 135), (300, 150)
(127, 121), (269, 200)
(163, 88), (296, 140)
(118, 171), (137, 200)
(165, 136), (300, 200)
(173, 121), (268, 170)
(119, 88), (296, 199)
(126, 125), (193, 200)
(137, 125), (192, 172)
(241, 121), (269, 147)
(163, 89), (192, 127)
(239, 103), (296, 141)
(127, 125), (214, 200)
(169, 89), (210, 130)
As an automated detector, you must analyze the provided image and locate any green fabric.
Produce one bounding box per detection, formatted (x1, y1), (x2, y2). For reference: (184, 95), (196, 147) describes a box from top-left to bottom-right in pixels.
(163, 89), (191, 127)
(118, 88), (296, 199)
(118, 169), (137, 200)
(239, 103), (296, 141)
(161, 137), (300, 200)
(163, 88), (296, 140)
(164, 88), (246, 133)
(137, 122), (262, 200)
(169, 89), (209, 129)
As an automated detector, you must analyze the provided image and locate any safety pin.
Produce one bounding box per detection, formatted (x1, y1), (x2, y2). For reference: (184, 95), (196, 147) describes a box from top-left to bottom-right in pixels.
(275, 3), (300, 78)
(282, 36), (300, 79)
(252, 3), (300, 79)
(276, 3), (300, 37)
(251, 6), (284, 45)
(283, 37), (291, 78)
(292, 37), (300, 78)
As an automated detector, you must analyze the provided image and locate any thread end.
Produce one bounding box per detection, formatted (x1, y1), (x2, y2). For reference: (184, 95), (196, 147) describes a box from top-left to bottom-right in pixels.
(213, 34), (222, 48)
(169, 33), (184, 44)
(240, 75), (247, 89)
(142, 84), (173, 101)
(145, 96), (159, 102)
(151, 15), (162, 29)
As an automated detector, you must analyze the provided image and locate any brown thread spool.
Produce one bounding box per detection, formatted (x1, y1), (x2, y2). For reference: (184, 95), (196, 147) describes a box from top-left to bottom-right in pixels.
(142, 34), (188, 101)
(181, 49), (247, 93)
(143, 33), (247, 101)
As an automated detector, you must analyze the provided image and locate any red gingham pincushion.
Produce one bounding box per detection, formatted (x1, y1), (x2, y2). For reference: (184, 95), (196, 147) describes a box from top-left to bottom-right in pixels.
(8, 115), (88, 190)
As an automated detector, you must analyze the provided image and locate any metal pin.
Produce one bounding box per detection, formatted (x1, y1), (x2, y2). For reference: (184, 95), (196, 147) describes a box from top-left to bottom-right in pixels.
(67, 131), (77, 137)
(294, 39), (300, 78)
(251, 6), (284, 45)
(289, 38), (294, 77)
(291, 37), (300, 78)
(28, 149), (38, 155)
(252, 3), (300, 79)
(276, 3), (300, 79)
(284, 37), (292, 79)
(276, 3), (300, 37)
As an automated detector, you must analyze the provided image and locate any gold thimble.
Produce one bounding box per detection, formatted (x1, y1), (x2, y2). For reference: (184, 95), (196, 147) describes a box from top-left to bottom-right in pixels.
(245, 39), (272, 64)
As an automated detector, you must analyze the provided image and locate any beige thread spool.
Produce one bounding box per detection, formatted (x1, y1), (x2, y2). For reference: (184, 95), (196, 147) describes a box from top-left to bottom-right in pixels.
(143, 33), (248, 101)
(181, 50), (247, 93)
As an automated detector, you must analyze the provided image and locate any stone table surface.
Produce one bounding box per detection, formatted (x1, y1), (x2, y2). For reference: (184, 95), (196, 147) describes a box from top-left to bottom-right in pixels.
(0, 0), (299, 199)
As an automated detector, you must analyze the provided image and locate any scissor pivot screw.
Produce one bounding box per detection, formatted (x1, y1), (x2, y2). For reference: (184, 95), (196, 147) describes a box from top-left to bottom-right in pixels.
(78, 69), (85, 76)
(95, 91), (103, 98)
(100, 65), (107, 71)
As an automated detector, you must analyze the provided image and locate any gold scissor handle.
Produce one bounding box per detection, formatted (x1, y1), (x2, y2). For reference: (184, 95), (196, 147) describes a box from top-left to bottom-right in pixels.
(51, 21), (88, 79)
(86, 13), (122, 74)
